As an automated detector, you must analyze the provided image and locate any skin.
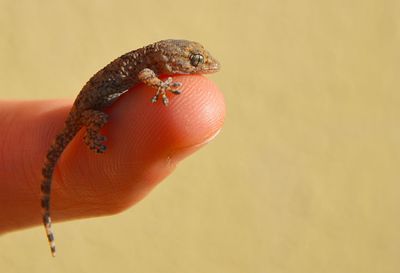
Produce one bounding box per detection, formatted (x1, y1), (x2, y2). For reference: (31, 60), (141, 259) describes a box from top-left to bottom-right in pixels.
(38, 40), (221, 256)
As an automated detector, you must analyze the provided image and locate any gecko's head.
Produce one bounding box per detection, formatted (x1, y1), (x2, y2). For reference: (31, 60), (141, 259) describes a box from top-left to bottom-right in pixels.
(157, 39), (220, 75)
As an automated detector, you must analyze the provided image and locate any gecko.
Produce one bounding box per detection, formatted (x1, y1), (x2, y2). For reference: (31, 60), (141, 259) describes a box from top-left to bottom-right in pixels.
(40, 39), (220, 257)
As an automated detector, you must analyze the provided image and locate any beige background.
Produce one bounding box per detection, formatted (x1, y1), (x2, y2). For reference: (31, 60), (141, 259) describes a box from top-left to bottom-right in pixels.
(1, 0), (399, 272)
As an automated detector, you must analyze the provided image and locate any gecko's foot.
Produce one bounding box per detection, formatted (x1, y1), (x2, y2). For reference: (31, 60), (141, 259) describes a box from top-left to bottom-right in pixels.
(84, 132), (108, 153)
(151, 77), (182, 106)
(138, 69), (182, 106)
(81, 110), (109, 154)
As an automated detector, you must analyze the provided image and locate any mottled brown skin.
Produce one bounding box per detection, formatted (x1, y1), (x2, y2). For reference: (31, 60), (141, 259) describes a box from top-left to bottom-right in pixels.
(40, 39), (220, 257)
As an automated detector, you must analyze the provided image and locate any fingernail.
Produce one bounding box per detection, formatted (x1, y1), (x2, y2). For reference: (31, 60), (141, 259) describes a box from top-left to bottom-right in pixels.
(169, 129), (223, 162)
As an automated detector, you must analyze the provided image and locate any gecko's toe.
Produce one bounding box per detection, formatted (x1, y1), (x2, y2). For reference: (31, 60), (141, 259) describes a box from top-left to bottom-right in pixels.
(95, 145), (107, 153)
(151, 95), (159, 103)
(170, 89), (182, 95)
(161, 93), (169, 105)
(171, 82), (182, 88)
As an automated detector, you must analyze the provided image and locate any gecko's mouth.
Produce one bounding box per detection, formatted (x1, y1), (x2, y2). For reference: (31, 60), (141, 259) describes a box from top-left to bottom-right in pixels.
(203, 61), (221, 73)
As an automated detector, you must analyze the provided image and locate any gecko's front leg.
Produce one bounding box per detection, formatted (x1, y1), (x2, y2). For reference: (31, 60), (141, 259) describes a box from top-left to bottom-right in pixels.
(138, 68), (182, 106)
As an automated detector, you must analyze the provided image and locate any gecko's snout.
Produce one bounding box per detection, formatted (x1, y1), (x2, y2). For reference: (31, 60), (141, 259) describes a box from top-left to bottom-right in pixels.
(204, 58), (220, 73)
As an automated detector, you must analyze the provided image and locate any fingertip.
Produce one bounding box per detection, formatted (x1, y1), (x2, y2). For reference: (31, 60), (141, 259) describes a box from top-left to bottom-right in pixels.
(108, 74), (225, 161)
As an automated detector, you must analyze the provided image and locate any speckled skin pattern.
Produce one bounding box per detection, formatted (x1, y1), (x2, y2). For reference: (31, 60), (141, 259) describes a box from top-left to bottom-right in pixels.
(40, 39), (220, 257)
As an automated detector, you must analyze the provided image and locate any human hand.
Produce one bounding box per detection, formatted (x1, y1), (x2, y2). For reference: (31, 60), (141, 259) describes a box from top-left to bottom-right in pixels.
(0, 75), (225, 233)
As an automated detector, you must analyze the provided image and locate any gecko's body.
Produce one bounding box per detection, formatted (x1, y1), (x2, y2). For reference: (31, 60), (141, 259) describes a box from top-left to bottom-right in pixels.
(40, 39), (220, 257)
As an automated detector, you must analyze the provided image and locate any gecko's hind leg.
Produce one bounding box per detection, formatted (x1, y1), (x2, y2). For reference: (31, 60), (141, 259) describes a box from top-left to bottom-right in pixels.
(81, 110), (109, 154)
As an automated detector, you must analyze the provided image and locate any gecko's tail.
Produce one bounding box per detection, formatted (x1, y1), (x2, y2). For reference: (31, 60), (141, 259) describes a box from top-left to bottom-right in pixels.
(40, 124), (80, 257)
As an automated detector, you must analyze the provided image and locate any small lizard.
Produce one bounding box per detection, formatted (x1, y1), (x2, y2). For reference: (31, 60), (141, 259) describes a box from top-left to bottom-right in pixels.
(40, 39), (220, 257)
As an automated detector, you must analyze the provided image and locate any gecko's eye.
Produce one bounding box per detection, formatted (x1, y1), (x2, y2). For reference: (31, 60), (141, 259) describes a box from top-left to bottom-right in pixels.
(190, 53), (204, 67)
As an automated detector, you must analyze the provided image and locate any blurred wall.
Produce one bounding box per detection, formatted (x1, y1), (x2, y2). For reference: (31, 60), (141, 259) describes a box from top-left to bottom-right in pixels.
(0, 1), (399, 272)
